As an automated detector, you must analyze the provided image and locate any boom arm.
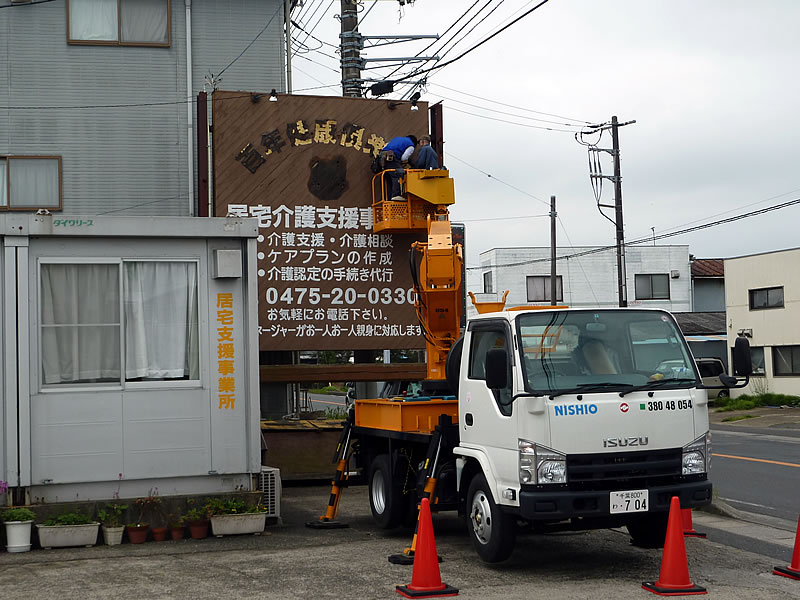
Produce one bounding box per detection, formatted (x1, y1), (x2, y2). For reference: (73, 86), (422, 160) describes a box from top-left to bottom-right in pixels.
(372, 168), (463, 382)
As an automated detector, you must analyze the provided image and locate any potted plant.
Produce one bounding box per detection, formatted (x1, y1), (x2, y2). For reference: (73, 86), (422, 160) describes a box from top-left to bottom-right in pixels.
(168, 513), (185, 541)
(97, 503), (127, 546)
(206, 497), (268, 537)
(1, 506), (36, 553)
(184, 499), (210, 540)
(127, 488), (161, 544)
(37, 511), (99, 549)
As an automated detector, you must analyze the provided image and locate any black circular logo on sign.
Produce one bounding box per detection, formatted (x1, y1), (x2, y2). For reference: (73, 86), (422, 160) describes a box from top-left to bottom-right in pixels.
(308, 156), (348, 201)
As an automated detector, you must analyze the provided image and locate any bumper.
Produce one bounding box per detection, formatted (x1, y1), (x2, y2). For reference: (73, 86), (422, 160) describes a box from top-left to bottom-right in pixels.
(518, 479), (711, 521)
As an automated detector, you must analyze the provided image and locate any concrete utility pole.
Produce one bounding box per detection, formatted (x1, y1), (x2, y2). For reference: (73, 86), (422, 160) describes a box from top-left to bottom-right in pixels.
(340, 0), (361, 97)
(611, 116), (627, 307)
(550, 195), (558, 306)
(589, 116), (635, 308)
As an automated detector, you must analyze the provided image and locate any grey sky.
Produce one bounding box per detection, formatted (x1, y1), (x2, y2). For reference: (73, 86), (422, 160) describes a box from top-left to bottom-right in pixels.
(288, 0), (800, 273)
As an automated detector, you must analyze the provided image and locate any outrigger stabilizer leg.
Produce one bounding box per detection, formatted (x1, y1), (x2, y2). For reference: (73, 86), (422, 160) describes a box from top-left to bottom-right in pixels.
(305, 411), (353, 530)
(388, 416), (450, 564)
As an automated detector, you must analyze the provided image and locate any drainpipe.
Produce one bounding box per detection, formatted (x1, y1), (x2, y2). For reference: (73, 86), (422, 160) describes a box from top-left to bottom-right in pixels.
(185, 0), (195, 215)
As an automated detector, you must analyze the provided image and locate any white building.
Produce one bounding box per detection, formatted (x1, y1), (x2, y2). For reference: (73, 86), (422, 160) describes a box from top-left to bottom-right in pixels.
(725, 247), (800, 396)
(0, 215), (261, 503)
(472, 245), (691, 317)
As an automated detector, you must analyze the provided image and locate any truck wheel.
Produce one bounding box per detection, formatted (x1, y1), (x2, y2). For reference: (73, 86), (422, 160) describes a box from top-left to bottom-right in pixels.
(369, 455), (402, 529)
(466, 473), (516, 563)
(627, 512), (669, 548)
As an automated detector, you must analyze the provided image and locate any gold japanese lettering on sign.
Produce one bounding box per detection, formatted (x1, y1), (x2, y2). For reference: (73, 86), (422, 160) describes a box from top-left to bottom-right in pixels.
(235, 118), (386, 174)
(217, 293), (235, 410)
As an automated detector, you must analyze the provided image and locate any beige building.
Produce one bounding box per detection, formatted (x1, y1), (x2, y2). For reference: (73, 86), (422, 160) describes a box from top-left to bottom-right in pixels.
(725, 247), (800, 396)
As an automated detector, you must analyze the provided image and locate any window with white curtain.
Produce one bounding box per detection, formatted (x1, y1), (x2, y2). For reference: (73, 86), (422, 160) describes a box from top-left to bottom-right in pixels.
(40, 260), (199, 387)
(1, 157), (61, 210)
(68, 0), (170, 46)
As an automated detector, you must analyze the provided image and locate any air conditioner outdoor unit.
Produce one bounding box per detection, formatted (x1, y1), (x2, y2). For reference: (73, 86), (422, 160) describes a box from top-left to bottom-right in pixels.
(258, 466), (282, 522)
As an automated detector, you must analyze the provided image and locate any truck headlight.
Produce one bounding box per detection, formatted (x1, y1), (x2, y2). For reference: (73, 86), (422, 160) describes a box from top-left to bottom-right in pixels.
(682, 432), (710, 475)
(519, 440), (567, 485)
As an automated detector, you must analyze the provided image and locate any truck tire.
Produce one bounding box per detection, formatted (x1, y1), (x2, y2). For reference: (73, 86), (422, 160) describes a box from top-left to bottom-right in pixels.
(466, 473), (516, 563)
(627, 512), (669, 548)
(369, 455), (403, 529)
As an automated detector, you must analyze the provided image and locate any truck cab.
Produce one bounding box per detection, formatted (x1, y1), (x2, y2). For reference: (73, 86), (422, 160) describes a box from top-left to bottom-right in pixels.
(453, 307), (712, 561)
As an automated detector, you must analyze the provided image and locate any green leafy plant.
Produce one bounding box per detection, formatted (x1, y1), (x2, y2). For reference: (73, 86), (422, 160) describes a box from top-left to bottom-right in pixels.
(184, 498), (210, 523)
(42, 512), (94, 526)
(204, 497), (267, 515)
(167, 512), (185, 528)
(324, 406), (348, 420)
(97, 503), (128, 527)
(1, 507), (36, 522)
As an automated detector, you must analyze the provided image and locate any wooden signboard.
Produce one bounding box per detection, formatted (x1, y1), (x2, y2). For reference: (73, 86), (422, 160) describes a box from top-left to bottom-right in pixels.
(212, 91), (429, 351)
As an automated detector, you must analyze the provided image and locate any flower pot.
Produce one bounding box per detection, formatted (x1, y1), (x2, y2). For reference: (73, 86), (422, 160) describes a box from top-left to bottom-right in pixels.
(126, 524), (149, 544)
(151, 526), (168, 542)
(187, 519), (208, 539)
(37, 523), (100, 549)
(170, 525), (185, 541)
(102, 525), (125, 546)
(4, 520), (33, 553)
(210, 513), (267, 537)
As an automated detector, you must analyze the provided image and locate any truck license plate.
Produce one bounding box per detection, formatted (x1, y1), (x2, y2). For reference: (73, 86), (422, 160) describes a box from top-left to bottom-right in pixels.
(609, 489), (648, 514)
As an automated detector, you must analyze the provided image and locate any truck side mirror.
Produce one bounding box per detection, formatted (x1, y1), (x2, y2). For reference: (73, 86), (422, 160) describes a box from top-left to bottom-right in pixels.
(732, 336), (753, 377)
(485, 348), (508, 389)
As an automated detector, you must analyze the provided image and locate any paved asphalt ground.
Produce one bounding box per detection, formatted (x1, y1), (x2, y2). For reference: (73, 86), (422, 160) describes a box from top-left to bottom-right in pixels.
(2, 405), (798, 599)
(2, 487), (799, 598)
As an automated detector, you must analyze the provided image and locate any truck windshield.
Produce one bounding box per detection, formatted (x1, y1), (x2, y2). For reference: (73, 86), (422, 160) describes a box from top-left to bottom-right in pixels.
(515, 310), (699, 395)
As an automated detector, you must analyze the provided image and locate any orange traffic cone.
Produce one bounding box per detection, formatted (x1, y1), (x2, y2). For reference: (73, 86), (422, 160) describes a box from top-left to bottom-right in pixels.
(396, 498), (458, 598)
(773, 515), (800, 580)
(642, 496), (707, 596)
(681, 508), (707, 538)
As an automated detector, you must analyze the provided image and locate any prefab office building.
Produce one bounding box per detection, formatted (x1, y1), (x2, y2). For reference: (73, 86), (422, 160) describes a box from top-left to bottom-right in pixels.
(0, 214), (260, 503)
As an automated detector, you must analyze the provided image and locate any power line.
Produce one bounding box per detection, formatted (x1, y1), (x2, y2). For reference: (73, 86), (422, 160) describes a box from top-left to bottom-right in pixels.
(443, 104), (576, 133)
(429, 82), (593, 125)
(447, 153), (550, 207)
(429, 91), (586, 128)
(0, 0), (58, 7)
(466, 196), (800, 271)
(217, 3), (283, 78)
(394, 0), (552, 84)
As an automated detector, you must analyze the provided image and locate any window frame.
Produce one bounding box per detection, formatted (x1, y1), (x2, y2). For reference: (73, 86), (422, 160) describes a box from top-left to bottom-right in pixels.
(772, 345), (800, 377)
(748, 286), (784, 311)
(526, 275), (563, 303)
(38, 257), (202, 392)
(66, 0), (172, 48)
(467, 320), (514, 416)
(1, 156), (63, 211)
(634, 273), (670, 300)
(483, 271), (493, 294)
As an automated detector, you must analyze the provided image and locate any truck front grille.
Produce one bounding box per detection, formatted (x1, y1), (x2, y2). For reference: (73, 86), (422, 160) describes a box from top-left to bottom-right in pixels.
(566, 448), (682, 491)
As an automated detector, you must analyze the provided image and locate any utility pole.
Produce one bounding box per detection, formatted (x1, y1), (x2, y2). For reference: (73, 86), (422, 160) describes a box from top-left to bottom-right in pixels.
(340, 0), (361, 97)
(285, 0), (293, 93)
(588, 116), (635, 308)
(611, 116), (627, 307)
(550, 195), (558, 306)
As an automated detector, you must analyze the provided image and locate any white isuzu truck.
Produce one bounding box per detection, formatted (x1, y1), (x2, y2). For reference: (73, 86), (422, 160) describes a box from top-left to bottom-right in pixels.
(311, 167), (751, 562)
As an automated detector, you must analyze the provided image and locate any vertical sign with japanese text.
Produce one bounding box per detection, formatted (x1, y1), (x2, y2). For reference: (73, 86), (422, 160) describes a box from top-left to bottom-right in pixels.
(212, 92), (430, 351)
(217, 292), (236, 410)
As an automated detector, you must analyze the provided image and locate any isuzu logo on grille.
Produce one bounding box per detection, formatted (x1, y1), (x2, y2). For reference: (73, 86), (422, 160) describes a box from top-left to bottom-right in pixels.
(603, 436), (649, 448)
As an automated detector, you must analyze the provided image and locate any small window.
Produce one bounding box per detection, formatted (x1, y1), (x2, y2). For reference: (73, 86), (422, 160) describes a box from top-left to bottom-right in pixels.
(67, 0), (171, 47)
(697, 360), (724, 378)
(468, 327), (512, 416)
(0, 156), (62, 211)
(749, 286), (783, 310)
(773, 345), (800, 376)
(40, 260), (199, 387)
(483, 271), (493, 294)
(526, 275), (563, 302)
(635, 274), (670, 300)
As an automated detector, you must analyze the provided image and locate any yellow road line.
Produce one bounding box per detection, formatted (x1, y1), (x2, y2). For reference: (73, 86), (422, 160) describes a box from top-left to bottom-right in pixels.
(713, 453), (800, 469)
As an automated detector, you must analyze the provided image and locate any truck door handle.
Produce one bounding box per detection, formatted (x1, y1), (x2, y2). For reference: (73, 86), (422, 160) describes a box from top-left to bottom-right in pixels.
(465, 413), (474, 426)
